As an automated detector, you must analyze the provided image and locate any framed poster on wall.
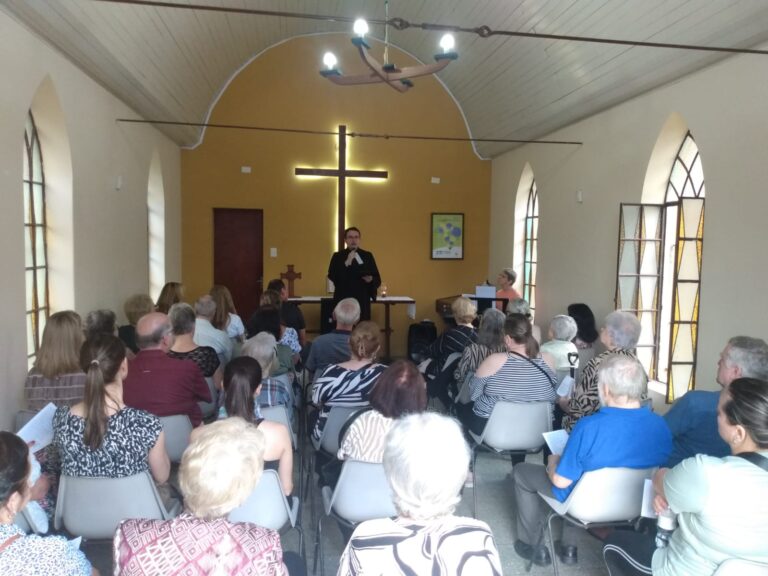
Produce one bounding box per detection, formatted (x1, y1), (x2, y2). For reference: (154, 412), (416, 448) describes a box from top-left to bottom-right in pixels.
(431, 213), (464, 260)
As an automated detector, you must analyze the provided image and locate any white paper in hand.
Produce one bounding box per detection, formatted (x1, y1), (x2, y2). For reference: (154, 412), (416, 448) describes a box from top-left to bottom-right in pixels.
(557, 375), (575, 397)
(17, 402), (57, 451)
(641, 478), (657, 518)
(542, 429), (569, 456)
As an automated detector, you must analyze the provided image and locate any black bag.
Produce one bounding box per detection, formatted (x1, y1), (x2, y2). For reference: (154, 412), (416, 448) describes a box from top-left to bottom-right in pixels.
(408, 320), (437, 363)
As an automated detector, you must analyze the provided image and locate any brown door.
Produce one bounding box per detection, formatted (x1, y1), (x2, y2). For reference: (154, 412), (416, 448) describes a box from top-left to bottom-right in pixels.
(213, 208), (263, 322)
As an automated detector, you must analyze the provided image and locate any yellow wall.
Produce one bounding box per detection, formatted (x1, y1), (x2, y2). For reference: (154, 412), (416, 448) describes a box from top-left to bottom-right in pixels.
(182, 34), (490, 356)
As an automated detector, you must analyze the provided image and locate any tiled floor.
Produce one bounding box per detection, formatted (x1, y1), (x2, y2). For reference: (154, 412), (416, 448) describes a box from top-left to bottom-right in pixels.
(82, 425), (609, 575)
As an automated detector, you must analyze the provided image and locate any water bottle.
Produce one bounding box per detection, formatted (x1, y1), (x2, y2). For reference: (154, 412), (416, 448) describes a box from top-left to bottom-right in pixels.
(655, 508), (677, 548)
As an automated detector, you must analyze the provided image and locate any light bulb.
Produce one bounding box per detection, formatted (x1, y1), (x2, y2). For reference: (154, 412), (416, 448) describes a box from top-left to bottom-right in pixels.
(439, 33), (455, 53)
(323, 52), (338, 70)
(353, 18), (369, 37)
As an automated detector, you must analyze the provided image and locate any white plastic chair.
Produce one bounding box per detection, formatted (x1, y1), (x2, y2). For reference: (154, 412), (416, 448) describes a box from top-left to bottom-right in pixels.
(197, 377), (218, 421)
(469, 401), (552, 517)
(313, 460), (397, 576)
(54, 471), (181, 539)
(534, 466), (656, 575)
(158, 414), (193, 463)
(228, 469), (304, 561)
(713, 558), (768, 575)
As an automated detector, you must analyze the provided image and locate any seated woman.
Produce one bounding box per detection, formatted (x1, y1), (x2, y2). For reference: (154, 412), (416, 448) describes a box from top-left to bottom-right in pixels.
(52, 334), (170, 498)
(167, 303), (222, 388)
(24, 310), (86, 411)
(155, 281), (184, 314)
(567, 303), (600, 374)
(496, 267), (522, 310)
(458, 314), (557, 438)
(338, 412), (502, 575)
(115, 418), (303, 575)
(424, 297), (477, 380)
(311, 321), (387, 443)
(602, 377), (768, 576)
(205, 356), (293, 497)
(0, 432), (95, 576)
(453, 308), (507, 405)
(210, 284), (245, 343)
(241, 332), (293, 410)
(506, 298), (542, 343)
(540, 315), (579, 372)
(118, 294), (155, 354)
(246, 299), (297, 374)
(560, 310), (641, 432)
(338, 359), (427, 463)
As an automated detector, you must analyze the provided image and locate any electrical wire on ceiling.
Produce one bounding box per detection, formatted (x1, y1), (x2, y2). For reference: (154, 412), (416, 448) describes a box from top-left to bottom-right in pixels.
(114, 118), (583, 146)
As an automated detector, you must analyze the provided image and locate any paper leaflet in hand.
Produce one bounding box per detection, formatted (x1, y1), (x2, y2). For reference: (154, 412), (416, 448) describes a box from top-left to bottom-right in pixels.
(17, 402), (57, 452)
(542, 429), (569, 456)
(557, 375), (575, 397)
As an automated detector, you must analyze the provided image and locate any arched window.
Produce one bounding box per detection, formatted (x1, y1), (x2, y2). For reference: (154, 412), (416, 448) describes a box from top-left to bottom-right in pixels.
(616, 130), (705, 402)
(23, 111), (49, 364)
(148, 150), (165, 300)
(523, 180), (538, 318)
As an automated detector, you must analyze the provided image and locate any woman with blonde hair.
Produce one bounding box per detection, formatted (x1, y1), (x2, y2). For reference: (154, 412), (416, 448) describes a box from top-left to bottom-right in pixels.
(115, 417), (303, 575)
(24, 310), (86, 411)
(155, 281), (184, 314)
(209, 284), (245, 342)
(118, 294), (155, 353)
(311, 321), (386, 443)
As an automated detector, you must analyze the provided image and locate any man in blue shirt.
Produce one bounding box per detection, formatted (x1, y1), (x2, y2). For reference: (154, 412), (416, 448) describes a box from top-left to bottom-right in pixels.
(305, 298), (360, 378)
(664, 336), (768, 467)
(512, 355), (672, 566)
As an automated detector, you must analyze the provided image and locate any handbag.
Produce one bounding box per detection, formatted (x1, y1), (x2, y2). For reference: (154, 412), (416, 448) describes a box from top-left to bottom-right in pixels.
(738, 452), (768, 472)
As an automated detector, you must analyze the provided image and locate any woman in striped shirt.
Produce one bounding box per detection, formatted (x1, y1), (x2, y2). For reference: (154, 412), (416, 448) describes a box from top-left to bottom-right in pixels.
(310, 321), (387, 443)
(458, 314), (557, 436)
(338, 359), (427, 463)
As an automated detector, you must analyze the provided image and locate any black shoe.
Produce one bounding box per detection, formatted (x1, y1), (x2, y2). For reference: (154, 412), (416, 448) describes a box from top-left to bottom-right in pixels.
(514, 540), (552, 566)
(555, 541), (578, 565)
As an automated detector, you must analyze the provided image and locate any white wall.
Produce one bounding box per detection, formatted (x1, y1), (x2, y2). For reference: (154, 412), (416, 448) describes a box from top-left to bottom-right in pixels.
(0, 11), (181, 430)
(491, 47), (768, 394)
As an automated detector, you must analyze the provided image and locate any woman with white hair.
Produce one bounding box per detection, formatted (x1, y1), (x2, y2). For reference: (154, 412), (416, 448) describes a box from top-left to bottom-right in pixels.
(338, 413), (502, 575)
(241, 331), (293, 409)
(167, 302), (222, 387)
(114, 418), (304, 575)
(560, 311), (642, 432)
(540, 315), (579, 372)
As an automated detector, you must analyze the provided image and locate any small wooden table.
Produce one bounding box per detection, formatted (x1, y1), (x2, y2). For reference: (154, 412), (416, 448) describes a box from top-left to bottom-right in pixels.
(288, 296), (416, 361)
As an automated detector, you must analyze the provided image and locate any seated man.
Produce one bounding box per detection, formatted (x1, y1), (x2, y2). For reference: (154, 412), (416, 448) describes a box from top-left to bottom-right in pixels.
(512, 354), (672, 566)
(193, 295), (233, 366)
(305, 297), (360, 378)
(664, 336), (768, 467)
(124, 312), (211, 427)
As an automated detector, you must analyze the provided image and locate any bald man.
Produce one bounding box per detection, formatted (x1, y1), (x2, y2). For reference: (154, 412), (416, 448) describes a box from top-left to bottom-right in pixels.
(123, 312), (211, 426)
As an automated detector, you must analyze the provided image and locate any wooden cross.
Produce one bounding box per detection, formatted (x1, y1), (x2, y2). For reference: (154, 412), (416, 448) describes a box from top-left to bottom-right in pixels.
(295, 125), (388, 251)
(280, 264), (302, 298)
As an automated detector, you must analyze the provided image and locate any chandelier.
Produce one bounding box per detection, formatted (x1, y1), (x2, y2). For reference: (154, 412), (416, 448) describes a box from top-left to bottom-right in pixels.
(319, 5), (457, 93)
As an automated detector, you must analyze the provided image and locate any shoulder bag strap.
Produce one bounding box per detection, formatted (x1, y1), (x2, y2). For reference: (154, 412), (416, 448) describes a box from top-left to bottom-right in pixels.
(507, 351), (558, 387)
(738, 452), (768, 473)
(0, 534), (22, 555)
(338, 406), (374, 447)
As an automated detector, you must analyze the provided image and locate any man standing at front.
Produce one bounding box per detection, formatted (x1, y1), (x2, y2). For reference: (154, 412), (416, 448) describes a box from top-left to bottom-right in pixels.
(327, 227), (381, 321)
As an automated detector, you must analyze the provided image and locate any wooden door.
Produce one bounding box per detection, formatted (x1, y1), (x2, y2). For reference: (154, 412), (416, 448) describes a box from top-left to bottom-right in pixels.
(213, 208), (263, 322)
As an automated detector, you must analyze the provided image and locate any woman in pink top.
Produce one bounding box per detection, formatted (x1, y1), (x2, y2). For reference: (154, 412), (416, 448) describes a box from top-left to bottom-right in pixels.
(495, 268), (522, 311)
